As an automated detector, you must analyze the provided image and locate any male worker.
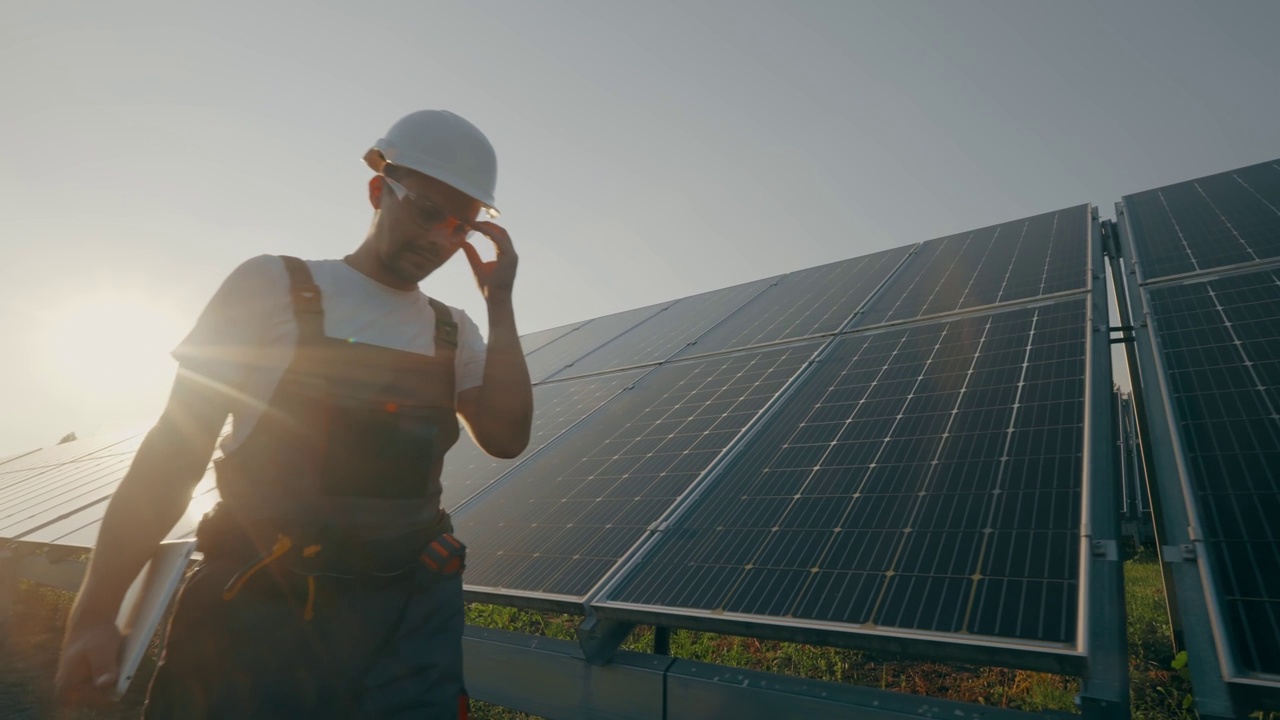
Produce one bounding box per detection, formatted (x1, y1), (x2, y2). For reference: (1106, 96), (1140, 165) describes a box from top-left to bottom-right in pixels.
(55, 110), (533, 718)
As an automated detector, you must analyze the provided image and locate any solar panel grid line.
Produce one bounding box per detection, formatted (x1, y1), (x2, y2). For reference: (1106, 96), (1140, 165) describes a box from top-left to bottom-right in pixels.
(830, 244), (921, 335)
(444, 369), (650, 514)
(669, 246), (915, 360)
(598, 298), (1089, 658)
(28, 480), (220, 549)
(1036, 210), (1066, 299)
(873, 230), (980, 325)
(853, 206), (1090, 330)
(1135, 254), (1280, 290)
(0, 454), (125, 514)
(1148, 274), (1280, 676)
(11, 494), (111, 542)
(460, 348), (808, 599)
(728, 324), (974, 626)
(0, 449), (38, 469)
(691, 321), (976, 621)
(848, 285), (1090, 336)
(545, 277), (782, 381)
(585, 330), (900, 608)
(1120, 185), (1280, 701)
(0, 453), (136, 538)
(1124, 160), (1280, 282)
(1157, 189), (1203, 276)
(454, 341), (823, 607)
(584, 289), (1028, 612)
(519, 320), (590, 356)
(523, 301), (673, 383)
(858, 317), (1001, 633)
(1128, 274), (1254, 684)
(0, 431), (140, 481)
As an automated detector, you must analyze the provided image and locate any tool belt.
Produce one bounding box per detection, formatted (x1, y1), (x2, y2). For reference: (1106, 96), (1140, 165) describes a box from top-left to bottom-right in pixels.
(196, 504), (464, 582)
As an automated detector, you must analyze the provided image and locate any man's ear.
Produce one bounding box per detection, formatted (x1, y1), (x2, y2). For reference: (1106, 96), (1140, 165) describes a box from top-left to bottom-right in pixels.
(368, 175), (385, 209)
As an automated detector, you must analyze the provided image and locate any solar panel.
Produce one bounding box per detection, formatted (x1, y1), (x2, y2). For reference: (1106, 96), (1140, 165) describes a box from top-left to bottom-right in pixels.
(0, 451), (137, 540)
(854, 206), (1089, 328)
(0, 429), (141, 481)
(0, 450), (36, 467)
(1145, 269), (1280, 674)
(520, 320), (589, 356)
(524, 301), (673, 383)
(18, 471), (220, 548)
(453, 341), (822, 603)
(603, 299), (1087, 647)
(545, 277), (777, 381)
(1124, 159), (1280, 281)
(670, 247), (912, 360)
(440, 369), (646, 511)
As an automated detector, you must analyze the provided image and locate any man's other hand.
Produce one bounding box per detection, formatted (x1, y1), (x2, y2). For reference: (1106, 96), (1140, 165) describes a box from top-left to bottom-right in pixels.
(55, 621), (123, 706)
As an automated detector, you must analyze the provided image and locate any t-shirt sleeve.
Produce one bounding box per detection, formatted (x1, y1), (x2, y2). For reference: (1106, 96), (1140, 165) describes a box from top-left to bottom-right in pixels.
(172, 254), (288, 390)
(453, 308), (488, 394)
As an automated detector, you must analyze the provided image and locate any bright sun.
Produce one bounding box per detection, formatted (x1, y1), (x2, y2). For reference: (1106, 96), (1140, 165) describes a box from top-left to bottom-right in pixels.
(39, 290), (188, 405)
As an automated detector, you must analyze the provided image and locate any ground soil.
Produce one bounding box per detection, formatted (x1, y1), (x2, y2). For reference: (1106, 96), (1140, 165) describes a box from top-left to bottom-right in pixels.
(0, 583), (150, 720)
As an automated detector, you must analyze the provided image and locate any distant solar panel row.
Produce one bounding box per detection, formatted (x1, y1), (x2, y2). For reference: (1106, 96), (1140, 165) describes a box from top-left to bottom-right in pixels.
(1125, 160), (1280, 281)
(605, 298), (1087, 645)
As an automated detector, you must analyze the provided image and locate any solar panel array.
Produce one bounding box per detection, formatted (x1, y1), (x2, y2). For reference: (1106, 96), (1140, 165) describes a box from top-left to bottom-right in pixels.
(1121, 157), (1280, 692)
(439, 201), (1105, 666)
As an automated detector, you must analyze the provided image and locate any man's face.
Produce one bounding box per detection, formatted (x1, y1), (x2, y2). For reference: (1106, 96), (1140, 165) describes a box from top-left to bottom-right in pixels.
(370, 167), (482, 285)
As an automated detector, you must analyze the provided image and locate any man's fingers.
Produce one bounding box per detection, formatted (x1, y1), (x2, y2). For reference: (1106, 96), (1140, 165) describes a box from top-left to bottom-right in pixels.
(57, 623), (121, 707)
(468, 221), (516, 257)
(460, 239), (485, 274)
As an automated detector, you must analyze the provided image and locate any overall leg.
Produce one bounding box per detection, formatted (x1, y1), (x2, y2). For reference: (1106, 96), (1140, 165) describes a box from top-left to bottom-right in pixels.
(356, 570), (465, 720)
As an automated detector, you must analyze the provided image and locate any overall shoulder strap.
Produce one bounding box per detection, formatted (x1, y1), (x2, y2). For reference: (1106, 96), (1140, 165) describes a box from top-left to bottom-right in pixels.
(279, 256), (324, 341)
(427, 297), (458, 351)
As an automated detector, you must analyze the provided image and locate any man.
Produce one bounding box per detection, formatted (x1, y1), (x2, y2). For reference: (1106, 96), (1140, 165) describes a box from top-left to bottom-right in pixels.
(55, 110), (533, 718)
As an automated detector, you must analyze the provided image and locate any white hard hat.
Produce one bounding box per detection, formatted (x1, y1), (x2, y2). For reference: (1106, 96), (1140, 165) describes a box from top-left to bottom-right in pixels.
(364, 110), (499, 215)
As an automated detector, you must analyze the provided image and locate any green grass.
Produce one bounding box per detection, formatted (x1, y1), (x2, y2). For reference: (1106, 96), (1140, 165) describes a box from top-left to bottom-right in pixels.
(4, 551), (1274, 718)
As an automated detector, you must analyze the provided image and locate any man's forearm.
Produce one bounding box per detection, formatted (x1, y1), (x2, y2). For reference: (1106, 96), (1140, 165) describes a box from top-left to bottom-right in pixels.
(67, 422), (212, 630)
(476, 297), (533, 456)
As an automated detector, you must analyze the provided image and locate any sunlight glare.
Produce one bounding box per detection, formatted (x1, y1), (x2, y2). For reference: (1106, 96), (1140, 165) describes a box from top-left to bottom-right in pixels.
(39, 290), (188, 406)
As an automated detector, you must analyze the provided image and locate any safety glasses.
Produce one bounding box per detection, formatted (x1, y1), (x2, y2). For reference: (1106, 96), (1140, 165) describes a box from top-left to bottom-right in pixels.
(383, 175), (474, 239)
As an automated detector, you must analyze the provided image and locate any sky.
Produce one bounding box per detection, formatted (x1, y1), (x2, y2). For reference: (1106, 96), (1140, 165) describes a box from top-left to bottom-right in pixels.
(2, 0), (1278, 457)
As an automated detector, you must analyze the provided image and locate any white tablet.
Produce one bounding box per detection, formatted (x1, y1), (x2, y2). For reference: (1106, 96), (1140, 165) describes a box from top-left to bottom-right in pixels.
(113, 539), (197, 699)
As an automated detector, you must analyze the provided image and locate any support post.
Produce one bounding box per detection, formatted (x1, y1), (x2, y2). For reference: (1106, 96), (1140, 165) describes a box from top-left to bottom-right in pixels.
(577, 614), (636, 666)
(653, 626), (670, 656)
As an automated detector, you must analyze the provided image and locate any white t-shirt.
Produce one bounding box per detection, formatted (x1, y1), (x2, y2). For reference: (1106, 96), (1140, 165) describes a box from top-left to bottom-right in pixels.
(173, 255), (487, 455)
